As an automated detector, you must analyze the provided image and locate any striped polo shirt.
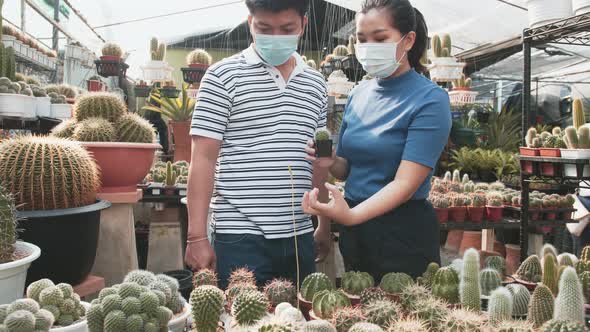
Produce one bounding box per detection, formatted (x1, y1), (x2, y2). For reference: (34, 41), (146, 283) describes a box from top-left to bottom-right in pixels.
(190, 45), (328, 239)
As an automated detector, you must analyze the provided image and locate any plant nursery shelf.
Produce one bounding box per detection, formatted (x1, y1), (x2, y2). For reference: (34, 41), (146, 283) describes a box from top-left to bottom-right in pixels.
(439, 218), (577, 231)
(523, 12), (590, 46)
(14, 52), (57, 72)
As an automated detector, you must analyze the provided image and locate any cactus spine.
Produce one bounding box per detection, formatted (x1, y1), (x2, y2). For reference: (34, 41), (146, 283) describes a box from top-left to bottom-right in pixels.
(190, 285), (224, 332)
(542, 254), (559, 296)
(553, 267), (585, 323)
(116, 113), (156, 143)
(573, 99), (585, 129)
(527, 284), (554, 328)
(417, 262), (439, 288)
(488, 287), (513, 326)
(232, 290), (268, 326)
(460, 248), (481, 312)
(74, 92), (127, 123)
(73, 117), (117, 142)
(432, 266), (459, 304)
(362, 299), (400, 328)
(330, 307), (364, 332)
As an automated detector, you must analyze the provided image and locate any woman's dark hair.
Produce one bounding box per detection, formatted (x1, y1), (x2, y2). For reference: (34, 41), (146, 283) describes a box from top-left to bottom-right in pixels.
(361, 0), (428, 73)
(245, 0), (309, 17)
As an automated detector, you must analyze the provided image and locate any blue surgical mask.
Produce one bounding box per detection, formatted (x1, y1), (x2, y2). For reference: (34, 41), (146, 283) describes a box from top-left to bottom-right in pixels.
(254, 34), (299, 66)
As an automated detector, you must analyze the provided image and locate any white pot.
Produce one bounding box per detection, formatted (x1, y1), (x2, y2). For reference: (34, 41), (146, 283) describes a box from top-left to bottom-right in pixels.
(573, 0), (590, 15)
(36, 97), (51, 117)
(526, 0), (572, 28)
(1, 35), (16, 50)
(0, 93), (36, 118)
(22, 95), (36, 118)
(168, 303), (192, 332)
(50, 104), (72, 119)
(27, 47), (35, 60)
(430, 57), (458, 66)
(141, 61), (173, 81)
(0, 241), (41, 304)
(561, 149), (590, 177)
(50, 302), (90, 332)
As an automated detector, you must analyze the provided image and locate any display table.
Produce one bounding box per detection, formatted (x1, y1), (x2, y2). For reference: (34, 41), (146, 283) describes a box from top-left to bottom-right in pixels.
(90, 190), (142, 286)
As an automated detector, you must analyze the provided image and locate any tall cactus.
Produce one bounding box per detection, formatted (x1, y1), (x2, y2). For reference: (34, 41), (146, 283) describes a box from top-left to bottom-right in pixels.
(542, 254), (559, 296)
(553, 267), (585, 323)
(441, 33), (452, 56)
(0, 136), (100, 210)
(0, 42), (5, 77)
(527, 284), (554, 329)
(5, 46), (15, 81)
(488, 287), (513, 326)
(460, 248), (481, 312)
(431, 35), (442, 57)
(573, 99), (585, 129)
(0, 186), (17, 263)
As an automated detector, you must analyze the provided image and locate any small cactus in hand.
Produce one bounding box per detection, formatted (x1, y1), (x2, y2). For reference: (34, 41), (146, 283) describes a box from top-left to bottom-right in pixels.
(480, 268), (501, 297)
(460, 248), (481, 312)
(300, 273), (333, 302)
(379, 272), (413, 294)
(553, 267), (585, 323)
(488, 287), (513, 326)
(515, 255), (542, 283)
(432, 266), (459, 304)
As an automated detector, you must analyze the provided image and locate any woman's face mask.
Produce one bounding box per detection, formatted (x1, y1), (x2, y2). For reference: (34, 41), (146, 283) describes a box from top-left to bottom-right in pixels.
(355, 35), (407, 78)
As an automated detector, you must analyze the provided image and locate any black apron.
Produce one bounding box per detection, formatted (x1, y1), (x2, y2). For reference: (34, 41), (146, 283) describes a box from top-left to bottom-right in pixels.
(339, 198), (440, 282)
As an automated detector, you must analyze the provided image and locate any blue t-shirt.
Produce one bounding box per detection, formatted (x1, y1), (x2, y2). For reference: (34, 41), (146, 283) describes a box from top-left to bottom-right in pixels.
(336, 69), (451, 202)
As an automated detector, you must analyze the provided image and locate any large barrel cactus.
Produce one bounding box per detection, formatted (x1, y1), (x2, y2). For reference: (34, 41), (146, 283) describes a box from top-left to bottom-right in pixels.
(74, 92), (127, 123)
(379, 272), (413, 294)
(311, 290), (351, 319)
(0, 186), (17, 263)
(515, 255), (542, 283)
(116, 113), (156, 144)
(0, 136), (100, 210)
(300, 273), (333, 302)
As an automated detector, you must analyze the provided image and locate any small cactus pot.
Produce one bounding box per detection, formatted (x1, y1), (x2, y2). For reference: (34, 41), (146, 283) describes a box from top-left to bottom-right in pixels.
(539, 148), (561, 157)
(341, 290), (361, 306)
(486, 206), (504, 222)
(530, 207), (540, 221)
(181, 65), (209, 85)
(164, 185), (177, 196)
(540, 162), (560, 176)
(87, 80), (105, 92)
(99, 55), (121, 62)
(545, 208), (557, 221)
(435, 207), (449, 223)
(519, 147), (538, 174)
(449, 206), (467, 222)
(297, 292), (313, 320)
(467, 206), (485, 223)
(561, 210), (573, 220)
(512, 276), (538, 292)
(315, 139), (333, 158)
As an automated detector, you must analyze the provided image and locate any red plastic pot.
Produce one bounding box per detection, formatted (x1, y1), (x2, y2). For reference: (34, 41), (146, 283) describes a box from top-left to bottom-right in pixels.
(87, 80), (104, 92)
(435, 207), (449, 223)
(562, 211), (573, 220)
(530, 207), (540, 221)
(449, 206), (467, 222)
(81, 142), (161, 193)
(540, 163), (559, 176)
(486, 206), (504, 222)
(539, 148), (561, 157)
(467, 206), (485, 223)
(297, 293), (312, 320)
(519, 147), (538, 174)
(545, 209), (557, 221)
(99, 55), (121, 62)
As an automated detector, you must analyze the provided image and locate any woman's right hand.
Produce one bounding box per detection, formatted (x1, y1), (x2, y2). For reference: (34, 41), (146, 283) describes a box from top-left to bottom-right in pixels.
(306, 138), (335, 168)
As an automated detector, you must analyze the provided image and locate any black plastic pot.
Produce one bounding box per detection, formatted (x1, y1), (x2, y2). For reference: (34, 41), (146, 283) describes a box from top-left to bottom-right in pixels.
(95, 59), (128, 78)
(16, 200), (111, 286)
(161, 87), (180, 99)
(181, 65), (209, 85)
(134, 86), (151, 98)
(315, 139), (333, 158)
(164, 269), (193, 300)
(38, 117), (62, 134)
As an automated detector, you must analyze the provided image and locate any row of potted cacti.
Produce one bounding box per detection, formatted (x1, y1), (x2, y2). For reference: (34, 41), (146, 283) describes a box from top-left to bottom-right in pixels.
(2, 25), (57, 70)
(187, 245), (589, 332)
(143, 160), (189, 195)
(0, 77), (72, 119)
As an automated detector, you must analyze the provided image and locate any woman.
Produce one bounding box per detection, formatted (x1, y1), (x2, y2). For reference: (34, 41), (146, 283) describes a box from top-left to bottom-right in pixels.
(304, 0), (451, 281)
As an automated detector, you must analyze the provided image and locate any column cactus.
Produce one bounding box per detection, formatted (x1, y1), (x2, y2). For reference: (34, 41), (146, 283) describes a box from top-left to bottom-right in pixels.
(432, 266), (459, 304)
(460, 248), (481, 312)
(506, 283), (531, 317)
(573, 99), (585, 129)
(190, 285), (225, 332)
(542, 254), (559, 296)
(300, 273), (334, 302)
(553, 267), (585, 323)
(341, 271), (374, 296)
(311, 290), (351, 319)
(480, 268), (501, 297)
(527, 284), (554, 329)
(0, 136), (100, 210)
(5, 46), (15, 81)
(417, 262), (439, 288)
(579, 271), (590, 304)
(0, 186), (17, 263)
(488, 287), (513, 326)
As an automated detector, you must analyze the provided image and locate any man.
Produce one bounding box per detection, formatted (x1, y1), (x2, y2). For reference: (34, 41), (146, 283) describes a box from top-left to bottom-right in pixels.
(185, 0), (331, 289)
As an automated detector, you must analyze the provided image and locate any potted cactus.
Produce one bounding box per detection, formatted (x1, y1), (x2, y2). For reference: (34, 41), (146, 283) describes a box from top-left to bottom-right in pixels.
(134, 80), (151, 98)
(142, 83), (195, 162)
(95, 42), (128, 78)
(340, 271), (374, 305)
(432, 195), (450, 223)
(141, 37), (173, 82)
(543, 195), (559, 221)
(486, 193), (504, 222)
(160, 80), (180, 99)
(176, 175), (188, 196)
(164, 161), (177, 195)
(449, 194), (468, 222)
(562, 101), (590, 176)
(86, 75), (105, 92)
(529, 198), (542, 221)
(309, 289), (350, 320)
(182, 48), (213, 87)
(0, 136), (110, 285)
(0, 187), (41, 304)
(521, 128), (542, 174)
(315, 128), (333, 158)
(539, 132), (565, 176)
(298, 272), (334, 320)
(428, 33), (464, 82)
(467, 193), (486, 223)
(51, 92), (161, 194)
(561, 194), (576, 220)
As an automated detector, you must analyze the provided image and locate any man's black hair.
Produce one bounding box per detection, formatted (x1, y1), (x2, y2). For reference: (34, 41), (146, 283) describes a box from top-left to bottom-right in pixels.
(245, 0), (309, 17)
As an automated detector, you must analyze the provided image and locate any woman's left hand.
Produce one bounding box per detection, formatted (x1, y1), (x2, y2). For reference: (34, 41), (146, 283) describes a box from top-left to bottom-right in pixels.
(303, 183), (361, 226)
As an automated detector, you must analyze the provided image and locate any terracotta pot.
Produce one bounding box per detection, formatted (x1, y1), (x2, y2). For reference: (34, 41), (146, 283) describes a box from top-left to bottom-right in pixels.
(505, 244), (520, 275)
(540, 162), (559, 176)
(444, 230), (463, 252)
(494, 241), (506, 258)
(81, 142), (161, 193)
(435, 207), (449, 223)
(99, 55), (121, 62)
(459, 231), (481, 255)
(449, 206), (467, 222)
(297, 293), (312, 320)
(479, 250), (501, 268)
(169, 121), (192, 162)
(519, 147), (538, 174)
(539, 148), (561, 157)
(467, 206), (485, 223)
(486, 206), (504, 222)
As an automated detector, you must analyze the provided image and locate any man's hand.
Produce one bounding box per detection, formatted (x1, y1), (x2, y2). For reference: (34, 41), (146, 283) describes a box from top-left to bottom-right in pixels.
(185, 240), (216, 271)
(306, 138), (335, 168)
(313, 224), (331, 263)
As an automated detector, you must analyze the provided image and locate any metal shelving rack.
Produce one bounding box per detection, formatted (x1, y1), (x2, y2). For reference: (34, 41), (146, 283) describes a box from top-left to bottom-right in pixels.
(520, 13), (590, 261)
